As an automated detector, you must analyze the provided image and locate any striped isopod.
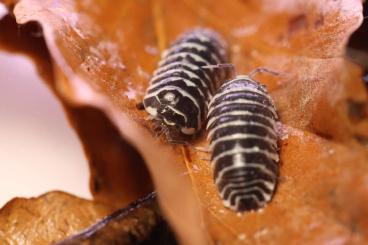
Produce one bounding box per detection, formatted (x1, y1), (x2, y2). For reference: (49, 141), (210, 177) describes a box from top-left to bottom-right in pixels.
(207, 75), (279, 212)
(142, 28), (230, 136)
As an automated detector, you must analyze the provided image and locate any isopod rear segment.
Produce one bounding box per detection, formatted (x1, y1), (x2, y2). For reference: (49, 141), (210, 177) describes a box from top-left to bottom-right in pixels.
(207, 75), (279, 212)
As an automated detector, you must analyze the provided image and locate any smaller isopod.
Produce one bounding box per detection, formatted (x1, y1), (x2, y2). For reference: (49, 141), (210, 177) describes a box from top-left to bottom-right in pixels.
(141, 28), (230, 137)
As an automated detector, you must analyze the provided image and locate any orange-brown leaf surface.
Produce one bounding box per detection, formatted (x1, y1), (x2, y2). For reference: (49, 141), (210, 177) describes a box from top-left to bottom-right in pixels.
(1, 0), (368, 244)
(0, 191), (165, 245)
(0, 191), (114, 244)
(0, 9), (154, 209)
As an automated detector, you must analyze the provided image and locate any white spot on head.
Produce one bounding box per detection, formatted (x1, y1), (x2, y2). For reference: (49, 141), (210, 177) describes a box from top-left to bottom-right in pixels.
(163, 92), (176, 102)
(145, 106), (158, 117)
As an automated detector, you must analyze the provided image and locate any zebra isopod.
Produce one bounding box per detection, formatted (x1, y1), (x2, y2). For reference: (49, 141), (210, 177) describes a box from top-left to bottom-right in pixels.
(143, 28), (230, 136)
(207, 75), (279, 212)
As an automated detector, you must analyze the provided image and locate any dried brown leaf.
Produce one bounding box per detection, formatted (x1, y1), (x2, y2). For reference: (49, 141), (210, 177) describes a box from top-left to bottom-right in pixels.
(0, 191), (114, 244)
(55, 192), (174, 245)
(0, 12), (154, 209)
(0, 0), (367, 244)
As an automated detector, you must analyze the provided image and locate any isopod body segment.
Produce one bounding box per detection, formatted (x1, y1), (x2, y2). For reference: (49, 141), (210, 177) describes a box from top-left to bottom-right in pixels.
(207, 75), (279, 212)
(143, 28), (230, 135)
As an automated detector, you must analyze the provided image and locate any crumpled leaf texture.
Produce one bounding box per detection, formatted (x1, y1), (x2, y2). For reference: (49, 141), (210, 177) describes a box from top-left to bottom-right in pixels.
(55, 192), (167, 245)
(0, 0), (367, 244)
(0, 192), (114, 245)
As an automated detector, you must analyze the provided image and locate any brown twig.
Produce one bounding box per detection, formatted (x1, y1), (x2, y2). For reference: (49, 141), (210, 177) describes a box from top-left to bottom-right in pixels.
(54, 192), (177, 245)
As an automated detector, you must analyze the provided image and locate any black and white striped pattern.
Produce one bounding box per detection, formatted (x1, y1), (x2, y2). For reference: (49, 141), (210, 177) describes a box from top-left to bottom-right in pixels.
(143, 28), (229, 135)
(207, 76), (279, 212)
